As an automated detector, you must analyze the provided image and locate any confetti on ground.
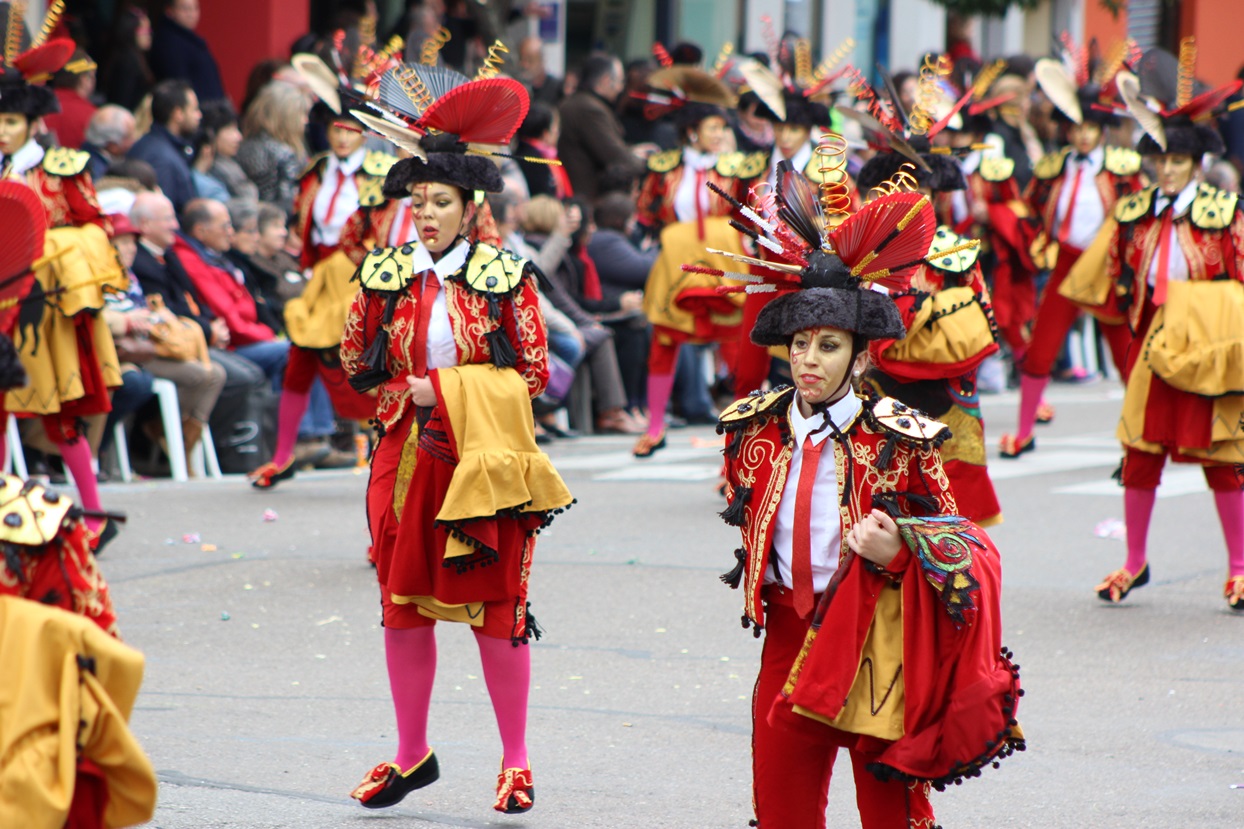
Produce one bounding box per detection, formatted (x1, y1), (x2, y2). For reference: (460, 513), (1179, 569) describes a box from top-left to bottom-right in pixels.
(220, 612), (230, 621)
(690, 435), (726, 448)
(182, 533), (200, 544)
(262, 509), (278, 522)
(200, 544), (217, 552)
(231, 552), (244, 559)
(1093, 519), (1126, 540)
(316, 615), (343, 626)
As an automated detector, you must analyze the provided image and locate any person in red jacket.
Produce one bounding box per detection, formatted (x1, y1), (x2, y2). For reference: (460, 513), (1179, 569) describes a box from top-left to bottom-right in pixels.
(174, 198), (289, 388)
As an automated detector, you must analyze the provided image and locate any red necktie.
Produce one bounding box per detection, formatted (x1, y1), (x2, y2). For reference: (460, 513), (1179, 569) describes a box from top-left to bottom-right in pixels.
(1057, 162), (1083, 244)
(694, 168), (707, 240)
(1151, 206), (1174, 306)
(411, 271), (441, 378)
(322, 168), (348, 231)
(791, 435), (824, 619)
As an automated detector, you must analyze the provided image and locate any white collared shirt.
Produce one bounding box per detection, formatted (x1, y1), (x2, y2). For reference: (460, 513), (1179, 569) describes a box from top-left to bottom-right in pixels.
(767, 140), (814, 192)
(419, 240), (469, 371)
(1146, 181), (1198, 287)
(672, 146), (717, 224)
(768, 392), (864, 593)
(1053, 146), (1106, 250)
(1, 139), (45, 179)
(311, 148), (366, 246)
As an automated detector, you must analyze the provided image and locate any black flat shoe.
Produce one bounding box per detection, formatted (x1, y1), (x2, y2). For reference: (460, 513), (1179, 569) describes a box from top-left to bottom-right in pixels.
(351, 750), (439, 808)
(1096, 563), (1150, 603)
(89, 518), (121, 556)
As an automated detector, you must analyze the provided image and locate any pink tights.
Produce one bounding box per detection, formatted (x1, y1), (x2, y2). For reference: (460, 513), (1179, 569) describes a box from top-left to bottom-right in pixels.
(272, 390), (310, 469)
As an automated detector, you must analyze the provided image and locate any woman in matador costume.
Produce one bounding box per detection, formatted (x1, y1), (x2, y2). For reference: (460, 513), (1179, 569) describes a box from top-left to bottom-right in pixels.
(339, 59), (572, 814)
(1081, 53), (1244, 610)
(999, 46), (1146, 459)
(856, 147), (1003, 527)
(631, 63), (753, 457)
(708, 149), (1023, 828)
(0, 10), (126, 553)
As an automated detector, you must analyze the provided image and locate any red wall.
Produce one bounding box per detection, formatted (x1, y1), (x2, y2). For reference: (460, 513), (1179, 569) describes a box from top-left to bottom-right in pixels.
(1180, 0), (1239, 88)
(197, 0), (311, 108)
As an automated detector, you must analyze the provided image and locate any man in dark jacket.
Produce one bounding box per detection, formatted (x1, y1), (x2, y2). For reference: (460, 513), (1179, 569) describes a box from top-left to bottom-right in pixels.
(557, 52), (644, 200)
(128, 79), (201, 211)
(148, 0), (226, 103)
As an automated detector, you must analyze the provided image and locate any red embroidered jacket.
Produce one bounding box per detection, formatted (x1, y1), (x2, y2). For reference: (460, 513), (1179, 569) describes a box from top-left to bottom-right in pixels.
(293, 150), (396, 268)
(341, 242), (549, 430)
(20, 147), (110, 232)
(1107, 182), (1244, 331)
(339, 201), (404, 266)
(1026, 146), (1145, 259)
(636, 148), (757, 231)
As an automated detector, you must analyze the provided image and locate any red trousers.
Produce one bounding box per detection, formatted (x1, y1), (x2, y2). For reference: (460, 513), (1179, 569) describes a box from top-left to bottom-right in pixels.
(1120, 447), (1242, 492)
(733, 292), (774, 397)
(753, 588), (935, 829)
(284, 344), (377, 420)
(1022, 245), (1131, 379)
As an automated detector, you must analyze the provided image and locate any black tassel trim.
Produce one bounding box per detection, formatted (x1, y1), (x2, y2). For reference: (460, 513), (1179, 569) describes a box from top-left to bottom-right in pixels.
(523, 602), (544, 642)
(720, 547), (747, 589)
(718, 486), (751, 526)
(486, 293), (502, 320)
(484, 327), (517, 369)
(877, 435), (897, 471)
(723, 429), (744, 460)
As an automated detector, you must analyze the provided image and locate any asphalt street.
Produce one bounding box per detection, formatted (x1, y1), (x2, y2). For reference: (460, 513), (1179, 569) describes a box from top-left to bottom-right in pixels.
(91, 381), (1244, 828)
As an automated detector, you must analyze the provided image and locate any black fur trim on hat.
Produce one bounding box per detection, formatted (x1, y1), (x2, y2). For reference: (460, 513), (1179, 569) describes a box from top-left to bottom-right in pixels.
(383, 152), (504, 198)
(751, 286), (906, 345)
(757, 89), (829, 127)
(673, 101), (728, 136)
(856, 151), (964, 193)
(1138, 118), (1225, 158)
(0, 83), (58, 118)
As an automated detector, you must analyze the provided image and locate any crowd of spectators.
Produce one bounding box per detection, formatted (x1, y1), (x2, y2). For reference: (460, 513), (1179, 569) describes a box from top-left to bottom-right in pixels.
(16, 0), (1244, 477)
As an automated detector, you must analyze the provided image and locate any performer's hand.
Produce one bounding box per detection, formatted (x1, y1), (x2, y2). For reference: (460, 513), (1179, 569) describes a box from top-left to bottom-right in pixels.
(847, 509), (902, 567)
(406, 374), (436, 406)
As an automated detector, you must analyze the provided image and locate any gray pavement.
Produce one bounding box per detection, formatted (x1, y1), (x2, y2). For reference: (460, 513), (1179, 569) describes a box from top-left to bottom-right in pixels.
(91, 381), (1244, 828)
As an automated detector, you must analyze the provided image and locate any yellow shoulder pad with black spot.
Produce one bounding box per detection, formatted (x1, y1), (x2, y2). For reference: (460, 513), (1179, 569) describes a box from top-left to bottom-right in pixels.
(0, 475), (75, 546)
(1190, 184), (1238, 231)
(715, 151), (744, 177)
(464, 243), (527, 295)
(1113, 186), (1154, 224)
(978, 157), (1014, 182)
(41, 147), (90, 177)
(926, 226), (980, 273)
(362, 150), (398, 177)
(1033, 148), (1070, 181)
(719, 386), (796, 426)
(1104, 146), (1142, 177)
(299, 152), (330, 181)
(647, 148), (682, 174)
(803, 154), (847, 186)
(357, 176), (386, 208)
(359, 245), (419, 291)
(870, 397), (950, 444)
(736, 151), (769, 181)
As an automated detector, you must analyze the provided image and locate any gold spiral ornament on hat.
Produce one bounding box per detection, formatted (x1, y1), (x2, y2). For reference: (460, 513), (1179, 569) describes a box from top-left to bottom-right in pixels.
(813, 38), (855, 83)
(909, 54), (951, 135)
(814, 132), (851, 218)
(1176, 37), (1196, 108)
(475, 40), (509, 81)
(5, 0), (25, 66)
(420, 27), (451, 66)
(868, 162), (919, 201)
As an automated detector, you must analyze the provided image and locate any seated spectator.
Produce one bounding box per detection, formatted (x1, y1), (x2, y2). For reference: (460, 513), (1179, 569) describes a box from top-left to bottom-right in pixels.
(128, 79), (201, 211)
(588, 192), (656, 412)
(130, 192), (271, 473)
(149, 0), (226, 103)
(201, 100), (258, 200)
(44, 51), (98, 150)
(236, 82), (309, 214)
(82, 105), (138, 182)
(95, 158), (159, 217)
(223, 199), (284, 334)
(190, 126), (231, 202)
(174, 199), (290, 390)
(516, 102), (573, 199)
(100, 6), (154, 111)
(521, 196), (644, 434)
(247, 203), (306, 316)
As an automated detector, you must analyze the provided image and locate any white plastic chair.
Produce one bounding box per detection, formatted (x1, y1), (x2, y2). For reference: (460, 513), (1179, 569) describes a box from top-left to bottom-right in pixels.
(4, 414), (27, 478)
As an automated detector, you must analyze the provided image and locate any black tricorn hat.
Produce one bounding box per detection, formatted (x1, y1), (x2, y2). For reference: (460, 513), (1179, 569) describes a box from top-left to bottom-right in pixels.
(856, 147), (965, 194)
(756, 88), (830, 127)
(1136, 115), (1225, 158)
(383, 132), (504, 198)
(1049, 85), (1121, 128)
(750, 251), (906, 345)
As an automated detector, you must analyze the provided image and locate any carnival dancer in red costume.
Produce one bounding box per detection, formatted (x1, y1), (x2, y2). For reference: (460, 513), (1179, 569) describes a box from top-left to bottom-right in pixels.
(340, 60), (572, 813)
(1086, 55), (1244, 610)
(630, 64), (752, 457)
(0, 11), (126, 553)
(711, 153), (1022, 828)
(249, 40), (402, 488)
(857, 148), (1004, 527)
(998, 47), (1145, 459)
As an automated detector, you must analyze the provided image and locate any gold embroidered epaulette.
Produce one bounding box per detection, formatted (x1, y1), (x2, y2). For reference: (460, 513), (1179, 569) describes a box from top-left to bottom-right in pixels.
(0, 475), (74, 546)
(1190, 183), (1238, 230)
(359, 245), (419, 291)
(647, 148), (682, 174)
(464, 243), (527, 295)
(869, 397), (950, 445)
(719, 386), (795, 425)
(715, 151), (745, 177)
(978, 157), (1014, 182)
(357, 176), (386, 208)
(926, 226), (980, 273)
(1114, 187), (1154, 224)
(299, 152), (331, 181)
(736, 151), (769, 180)
(1104, 146), (1142, 177)
(362, 150), (398, 177)
(1033, 148), (1070, 181)
(41, 147), (89, 177)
